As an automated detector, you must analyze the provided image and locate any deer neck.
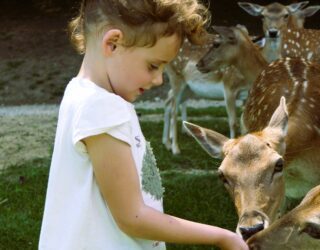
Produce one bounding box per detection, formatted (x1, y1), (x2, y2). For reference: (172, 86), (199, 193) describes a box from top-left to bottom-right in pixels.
(262, 37), (282, 63)
(235, 44), (268, 85)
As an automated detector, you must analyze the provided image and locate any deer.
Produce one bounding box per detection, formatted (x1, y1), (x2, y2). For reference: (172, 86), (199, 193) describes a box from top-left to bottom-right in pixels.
(196, 25), (268, 135)
(238, 1), (320, 63)
(162, 35), (246, 154)
(247, 184), (320, 250)
(287, 3), (320, 29)
(187, 25), (320, 241)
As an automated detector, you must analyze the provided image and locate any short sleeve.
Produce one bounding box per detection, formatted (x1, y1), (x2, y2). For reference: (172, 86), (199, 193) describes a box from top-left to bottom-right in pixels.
(72, 93), (131, 153)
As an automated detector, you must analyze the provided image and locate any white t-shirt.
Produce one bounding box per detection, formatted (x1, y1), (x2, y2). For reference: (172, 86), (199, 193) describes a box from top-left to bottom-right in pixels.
(39, 77), (166, 250)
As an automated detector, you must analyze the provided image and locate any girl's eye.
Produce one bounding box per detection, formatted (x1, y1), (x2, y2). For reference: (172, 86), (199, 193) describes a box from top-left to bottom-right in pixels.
(149, 64), (159, 71)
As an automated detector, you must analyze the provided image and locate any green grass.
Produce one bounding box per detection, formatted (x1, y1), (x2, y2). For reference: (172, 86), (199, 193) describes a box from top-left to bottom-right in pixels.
(0, 114), (238, 250)
(0, 159), (50, 250)
(136, 106), (243, 117)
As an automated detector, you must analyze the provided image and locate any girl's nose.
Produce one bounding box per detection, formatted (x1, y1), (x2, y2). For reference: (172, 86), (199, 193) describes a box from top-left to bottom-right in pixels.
(152, 72), (163, 86)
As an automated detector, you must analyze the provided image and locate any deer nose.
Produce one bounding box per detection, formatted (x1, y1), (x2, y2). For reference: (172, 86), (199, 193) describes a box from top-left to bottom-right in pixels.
(267, 29), (279, 38)
(196, 60), (210, 73)
(249, 243), (261, 250)
(196, 60), (204, 69)
(239, 223), (264, 241)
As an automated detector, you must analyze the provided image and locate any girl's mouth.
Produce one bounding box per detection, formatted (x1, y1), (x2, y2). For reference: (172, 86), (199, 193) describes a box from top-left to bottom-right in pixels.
(139, 88), (145, 94)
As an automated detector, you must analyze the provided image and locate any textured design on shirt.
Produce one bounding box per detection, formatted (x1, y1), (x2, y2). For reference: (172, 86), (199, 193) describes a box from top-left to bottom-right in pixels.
(141, 142), (164, 200)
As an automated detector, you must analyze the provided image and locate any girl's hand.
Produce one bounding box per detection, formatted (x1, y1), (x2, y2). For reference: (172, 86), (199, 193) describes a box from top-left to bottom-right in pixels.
(218, 231), (249, 250)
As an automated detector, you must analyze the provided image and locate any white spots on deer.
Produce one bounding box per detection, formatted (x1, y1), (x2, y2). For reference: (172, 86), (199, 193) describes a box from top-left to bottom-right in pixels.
(310, 103), (315, 108)
(295, 32), (300, 39)
(303, 81), (308, 94)
(307, 52), (313, 60)
(285, 59), (299, 84)
(257, 109), (261, 117)
(314, 126), (320, 135)
(283, 44), (288, 49)
(307, 124), (313, 131)
(258, 95), (265, 105)
(288, 29), (291, 33)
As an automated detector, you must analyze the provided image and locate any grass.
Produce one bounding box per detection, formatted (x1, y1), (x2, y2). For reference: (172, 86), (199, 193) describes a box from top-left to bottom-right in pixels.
(0, 108), (238, 250)
(136, 106), (243, 118)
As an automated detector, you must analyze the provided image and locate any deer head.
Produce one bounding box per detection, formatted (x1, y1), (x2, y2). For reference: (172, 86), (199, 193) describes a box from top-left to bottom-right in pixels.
(238, 1), (309, 38)
(196, 25), (266, 85)
(288, 5), (320, 29)
(247, 185), (320, 250)
(184, 97), (289, 240)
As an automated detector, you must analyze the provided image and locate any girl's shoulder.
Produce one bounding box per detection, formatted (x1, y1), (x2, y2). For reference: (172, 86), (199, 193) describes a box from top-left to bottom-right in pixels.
(65, 77), (133, 113)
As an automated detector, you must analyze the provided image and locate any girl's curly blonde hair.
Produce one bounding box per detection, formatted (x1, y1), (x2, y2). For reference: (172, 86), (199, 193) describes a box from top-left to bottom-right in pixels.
(68, 0), (211, 54)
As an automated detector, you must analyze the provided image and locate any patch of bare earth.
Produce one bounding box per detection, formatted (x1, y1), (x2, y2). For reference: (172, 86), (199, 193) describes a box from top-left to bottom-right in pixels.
(0, 13), (82, 106)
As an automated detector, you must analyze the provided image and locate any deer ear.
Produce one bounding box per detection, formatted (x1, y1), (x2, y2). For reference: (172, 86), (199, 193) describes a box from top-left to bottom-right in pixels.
(236, 24), (249, 35)
(183, 121), (229, 159)
(301, 6), (320, 17)
(287, 1), (309, 13)
(212, 26), (236, 44)
(263, 97), (288, 154)
(268, 96), (288, 134)
(238, 2), (264, 16)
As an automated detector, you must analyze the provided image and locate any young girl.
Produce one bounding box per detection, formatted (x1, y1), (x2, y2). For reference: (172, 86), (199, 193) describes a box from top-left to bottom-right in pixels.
(39, 0), (248, 249)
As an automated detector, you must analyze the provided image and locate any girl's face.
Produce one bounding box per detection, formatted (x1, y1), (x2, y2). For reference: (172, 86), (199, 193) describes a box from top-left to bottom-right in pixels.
(106, 34), (181, 102)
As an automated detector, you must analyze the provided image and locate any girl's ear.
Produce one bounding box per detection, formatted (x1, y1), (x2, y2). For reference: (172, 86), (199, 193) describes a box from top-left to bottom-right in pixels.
(102, 29), (123, 56)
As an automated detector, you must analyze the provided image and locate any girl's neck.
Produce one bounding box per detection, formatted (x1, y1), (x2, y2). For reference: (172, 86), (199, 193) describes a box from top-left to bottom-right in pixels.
(77, 49), (114, 93)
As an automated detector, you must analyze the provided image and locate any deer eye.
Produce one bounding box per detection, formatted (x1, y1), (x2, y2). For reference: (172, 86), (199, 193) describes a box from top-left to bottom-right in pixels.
(218, 171), (229, 186)
(284, 14), (289, 19)
(213, 42), (220, 48)
(274, 158), (284, 173)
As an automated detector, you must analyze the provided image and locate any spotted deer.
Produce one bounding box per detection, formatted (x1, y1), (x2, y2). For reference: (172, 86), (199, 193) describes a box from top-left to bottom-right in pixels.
(187, 25), (320, 240)
(239, 1), (320, 63)
(163, 35), (246, 154)
(247, 185), (320, 250)
(197, 25), (268, 134)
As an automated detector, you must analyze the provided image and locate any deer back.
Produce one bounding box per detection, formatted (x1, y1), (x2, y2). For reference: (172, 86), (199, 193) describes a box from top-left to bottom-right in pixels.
(282, 28), (320, 63)
(243, 57), (320, 158)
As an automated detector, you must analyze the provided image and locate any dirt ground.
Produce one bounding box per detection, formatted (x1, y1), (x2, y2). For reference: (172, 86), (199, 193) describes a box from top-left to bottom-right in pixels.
(1, 0), (320, 106)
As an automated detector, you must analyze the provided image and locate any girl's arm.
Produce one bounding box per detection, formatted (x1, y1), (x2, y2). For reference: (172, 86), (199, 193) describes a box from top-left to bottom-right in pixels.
(83, 134), (248, 250)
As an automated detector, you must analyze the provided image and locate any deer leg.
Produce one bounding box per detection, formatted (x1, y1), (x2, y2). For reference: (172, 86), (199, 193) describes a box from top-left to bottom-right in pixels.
(240, 112), (248, 135)
(224, 86), (238, 138)
(179, 84), (189, 134)
(170, 93), (181, 155)
(162, 90), (173, 148)
(170, 82), (188, 154)
(162, 102), (171, 148)
(180, 101), (187, 133)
